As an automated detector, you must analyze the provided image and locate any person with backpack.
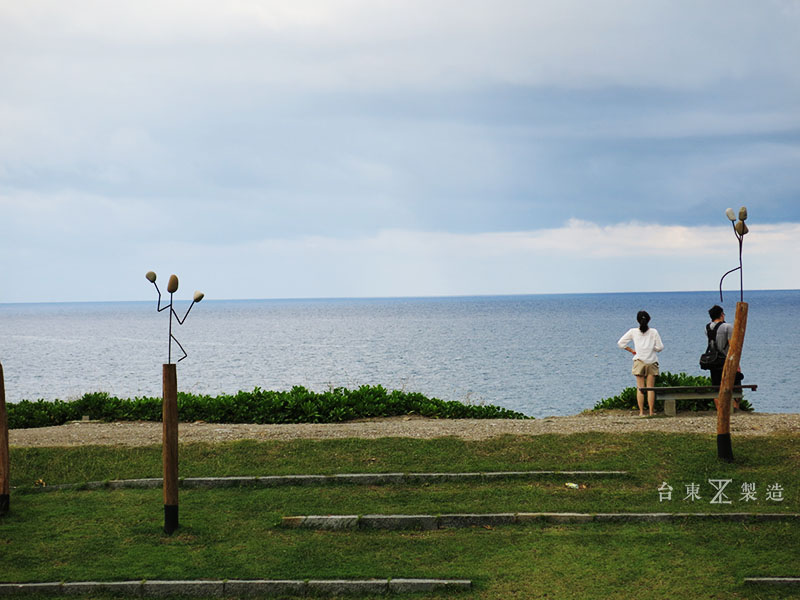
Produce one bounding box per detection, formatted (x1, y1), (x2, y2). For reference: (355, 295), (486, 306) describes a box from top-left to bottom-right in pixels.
(703, 305), (741, 410)
(617, 310), (664, 417)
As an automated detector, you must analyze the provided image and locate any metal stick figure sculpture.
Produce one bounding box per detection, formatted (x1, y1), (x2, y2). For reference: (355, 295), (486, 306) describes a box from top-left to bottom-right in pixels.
(146, 271), (204, 363)
(718, 207), (749, 303)
(145, 270), (204, 534)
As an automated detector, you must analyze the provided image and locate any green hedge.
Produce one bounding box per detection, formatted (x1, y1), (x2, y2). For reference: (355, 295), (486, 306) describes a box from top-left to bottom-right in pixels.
(7, 385), (529, 429)
(593, 371), (753, 412)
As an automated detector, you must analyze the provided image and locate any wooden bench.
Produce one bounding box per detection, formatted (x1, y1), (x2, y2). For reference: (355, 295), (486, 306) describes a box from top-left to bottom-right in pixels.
(638, 385), (758, 417)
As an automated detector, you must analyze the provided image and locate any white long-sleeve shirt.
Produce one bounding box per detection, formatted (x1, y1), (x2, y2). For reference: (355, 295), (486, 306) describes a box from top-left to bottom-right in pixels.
(617, 327), (664, 364)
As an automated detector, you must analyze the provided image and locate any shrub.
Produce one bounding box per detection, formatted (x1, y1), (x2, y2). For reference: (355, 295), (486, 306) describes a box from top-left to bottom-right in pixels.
(7, 386), (529, 429)
(593, 371), (753, 412)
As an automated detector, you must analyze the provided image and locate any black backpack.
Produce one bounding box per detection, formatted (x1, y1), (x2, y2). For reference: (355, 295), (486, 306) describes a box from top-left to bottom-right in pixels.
(699, 322), (727, 370)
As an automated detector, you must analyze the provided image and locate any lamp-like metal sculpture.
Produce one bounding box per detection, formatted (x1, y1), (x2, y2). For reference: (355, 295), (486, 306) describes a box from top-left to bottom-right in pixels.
(718, 207), (748, 303)
(146, 271), (204, 534)
(715, 208), (749, 462)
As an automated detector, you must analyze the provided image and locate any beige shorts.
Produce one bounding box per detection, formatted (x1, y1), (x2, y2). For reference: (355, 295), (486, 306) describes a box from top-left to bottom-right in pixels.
(632, 360), (659, 377)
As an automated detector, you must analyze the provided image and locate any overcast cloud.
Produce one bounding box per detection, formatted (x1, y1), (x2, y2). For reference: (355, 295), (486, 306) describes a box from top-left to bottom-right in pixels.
(1, 0), (798, 302)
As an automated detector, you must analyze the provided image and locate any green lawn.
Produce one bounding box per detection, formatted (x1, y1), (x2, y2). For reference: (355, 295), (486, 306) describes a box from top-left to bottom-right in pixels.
(2, 432), (799, 599)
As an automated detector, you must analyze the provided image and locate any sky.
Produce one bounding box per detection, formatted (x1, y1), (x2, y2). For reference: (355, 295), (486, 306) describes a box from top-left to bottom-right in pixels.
(1, 0), (799, 303)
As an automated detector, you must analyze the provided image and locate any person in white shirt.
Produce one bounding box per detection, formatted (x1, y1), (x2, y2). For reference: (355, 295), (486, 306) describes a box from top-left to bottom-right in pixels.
(617, 311), (664, 416)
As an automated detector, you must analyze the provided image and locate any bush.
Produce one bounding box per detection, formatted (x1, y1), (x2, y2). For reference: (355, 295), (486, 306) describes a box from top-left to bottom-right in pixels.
(593, 371), (753, 412)
(7, 386), (529, 429)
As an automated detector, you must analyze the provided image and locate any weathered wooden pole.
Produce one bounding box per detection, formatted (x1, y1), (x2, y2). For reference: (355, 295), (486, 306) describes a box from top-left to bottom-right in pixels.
(0, 362), (9, 515)
(163, 363), (179, 534)
(147, 271), (203, 534)
(716, 301), (748, 462)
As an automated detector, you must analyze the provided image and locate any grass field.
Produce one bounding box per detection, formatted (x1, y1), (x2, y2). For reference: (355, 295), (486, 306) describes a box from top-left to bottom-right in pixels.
(2, 433), (799, 599)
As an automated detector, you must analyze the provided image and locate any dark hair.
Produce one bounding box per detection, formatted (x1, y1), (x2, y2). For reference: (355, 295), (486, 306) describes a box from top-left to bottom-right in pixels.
(636, 310), (650, 333)
(708, 305), (724, 320)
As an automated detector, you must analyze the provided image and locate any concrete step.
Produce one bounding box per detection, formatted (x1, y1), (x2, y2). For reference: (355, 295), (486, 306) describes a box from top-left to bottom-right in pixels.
(0, 578), (472, 597)
(27, 470), (629, 492)
(283, 512), (800, 530)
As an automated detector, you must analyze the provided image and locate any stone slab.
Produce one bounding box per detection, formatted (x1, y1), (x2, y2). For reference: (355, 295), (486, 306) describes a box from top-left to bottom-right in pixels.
(280, 516), (306, 528)
(332, 473), (405, 485)
(0, 579), (475, 597)
(26, 470), (631, 493)
(389, 578), (472, 593)
(745, 577), (800, 586)
(142, 580), (224, 597)
(62, 581), (143, 596)
(183, 477), (263, 488)
(303, 515), (360, 530)
(289, 512), (800, 530)
(109, 478), (161, 490)
(438, 513), (517, 528)
(282, 475), (331, 486)
(668, 513), (800, 522)
(0, 583), (64, 596)
(223, 580), (306, 596)
(516, 512), (595, 524)
(593, 513), (674, 523)
(358, 514), (438, 530)
(407, 472), (482, 483)
(307, 579), (388, 596)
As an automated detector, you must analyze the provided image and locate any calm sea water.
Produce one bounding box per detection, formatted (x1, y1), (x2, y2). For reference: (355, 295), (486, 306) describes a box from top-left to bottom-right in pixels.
(0, 290), (797, 418)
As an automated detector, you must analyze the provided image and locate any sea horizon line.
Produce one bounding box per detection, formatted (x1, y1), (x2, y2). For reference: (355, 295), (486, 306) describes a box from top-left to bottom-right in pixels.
(2, 288), (798, 307)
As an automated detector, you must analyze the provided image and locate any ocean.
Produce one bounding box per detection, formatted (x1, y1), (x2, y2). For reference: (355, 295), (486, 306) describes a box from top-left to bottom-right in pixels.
(0, 290), (797, 418)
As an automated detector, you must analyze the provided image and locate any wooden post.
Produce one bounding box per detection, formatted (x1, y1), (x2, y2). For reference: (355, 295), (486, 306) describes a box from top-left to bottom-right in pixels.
(162, 363), (179, 534)
(0, 362), (9, 515)
(716, 301), (748, 462)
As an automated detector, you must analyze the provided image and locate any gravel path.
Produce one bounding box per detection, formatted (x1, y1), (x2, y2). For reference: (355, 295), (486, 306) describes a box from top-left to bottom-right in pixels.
(9, 411), (800, 447)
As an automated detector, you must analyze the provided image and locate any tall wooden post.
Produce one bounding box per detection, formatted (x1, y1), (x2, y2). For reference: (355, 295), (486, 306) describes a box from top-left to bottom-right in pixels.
(0, 362), (9, 515)
(716, 301), (748, 462)
(162, 363), (179, 534)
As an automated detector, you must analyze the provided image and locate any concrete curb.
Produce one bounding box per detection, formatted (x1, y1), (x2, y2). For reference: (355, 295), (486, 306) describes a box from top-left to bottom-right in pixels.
(0, 579), (472, 596)
(23, 470), (628, 492)
(283, 512), (800, 530)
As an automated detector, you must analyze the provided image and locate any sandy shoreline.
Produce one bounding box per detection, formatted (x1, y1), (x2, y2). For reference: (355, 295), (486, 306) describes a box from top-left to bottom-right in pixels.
(8, 411), (800, 447)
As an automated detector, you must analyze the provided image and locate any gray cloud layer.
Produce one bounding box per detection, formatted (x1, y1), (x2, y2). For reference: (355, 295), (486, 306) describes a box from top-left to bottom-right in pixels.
(1, 1), (798, 300)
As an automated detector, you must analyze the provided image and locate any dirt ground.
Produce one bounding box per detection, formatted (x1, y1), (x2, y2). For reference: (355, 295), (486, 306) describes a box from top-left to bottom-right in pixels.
(9, 411), (800, 447)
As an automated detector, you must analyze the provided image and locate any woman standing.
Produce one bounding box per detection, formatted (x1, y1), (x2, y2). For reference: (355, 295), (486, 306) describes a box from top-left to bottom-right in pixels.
(617, 311), (664, 416)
